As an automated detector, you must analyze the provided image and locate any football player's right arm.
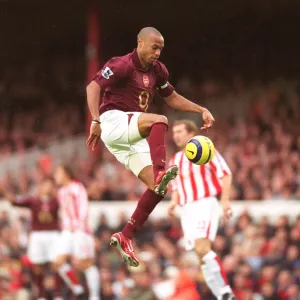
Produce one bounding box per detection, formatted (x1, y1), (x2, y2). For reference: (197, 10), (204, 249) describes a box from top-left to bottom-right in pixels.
(86, 81), (101, 121)
(86, 58), (129, 150)
(0, 186), (31, 207)
(168, 191), (179, 217)
(86, 81), (102, 150)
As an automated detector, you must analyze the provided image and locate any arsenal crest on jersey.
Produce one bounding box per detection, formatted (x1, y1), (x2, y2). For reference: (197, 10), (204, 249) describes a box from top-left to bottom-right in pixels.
(143, 75), (149, 87)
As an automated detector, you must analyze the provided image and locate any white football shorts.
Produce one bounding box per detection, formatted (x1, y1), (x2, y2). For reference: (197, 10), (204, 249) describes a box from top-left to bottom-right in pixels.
(100, 110), (152, 177)
(180, 197), (220, 250)
(55, 230), (95, 260)
(27, 230), (60, 264)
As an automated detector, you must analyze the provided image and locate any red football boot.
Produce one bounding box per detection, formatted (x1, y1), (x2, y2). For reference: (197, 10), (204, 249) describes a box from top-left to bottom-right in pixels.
(110, 232), (139, 267)
(154, 165), (178, 196)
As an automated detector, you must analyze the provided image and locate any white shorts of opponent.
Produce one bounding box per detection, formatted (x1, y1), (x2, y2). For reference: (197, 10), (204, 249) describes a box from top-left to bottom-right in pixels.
(27, 230), (60, 264)
(180, 197), (220, 251)
(55, 231), (95, 260)
(100, 110), (152, 177)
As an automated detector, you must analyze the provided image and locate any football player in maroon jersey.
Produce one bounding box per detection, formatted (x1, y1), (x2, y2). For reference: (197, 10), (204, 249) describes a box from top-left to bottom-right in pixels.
(86, 26), (215, 267)
(1, 177), (62, 300)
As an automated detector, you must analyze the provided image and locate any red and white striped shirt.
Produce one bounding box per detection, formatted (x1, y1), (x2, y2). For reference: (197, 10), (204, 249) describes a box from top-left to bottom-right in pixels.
(169, 149), (231, 206)
(57, 181), (91, 233)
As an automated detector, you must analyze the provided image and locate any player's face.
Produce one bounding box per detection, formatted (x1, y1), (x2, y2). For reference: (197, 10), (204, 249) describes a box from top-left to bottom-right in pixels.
(39, 180), (54, 197)
(173, 124), (195, 149)
(54, 167), (66, 185)
(138, 34), (164, 65)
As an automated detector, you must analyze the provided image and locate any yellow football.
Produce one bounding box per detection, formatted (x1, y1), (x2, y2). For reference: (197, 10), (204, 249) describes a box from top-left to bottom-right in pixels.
(185, 135), (215, 165)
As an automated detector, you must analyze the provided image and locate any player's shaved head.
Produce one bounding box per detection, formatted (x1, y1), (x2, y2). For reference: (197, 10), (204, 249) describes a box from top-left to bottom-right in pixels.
(137, 27), (164, 68)
(138, 27), (163, 40)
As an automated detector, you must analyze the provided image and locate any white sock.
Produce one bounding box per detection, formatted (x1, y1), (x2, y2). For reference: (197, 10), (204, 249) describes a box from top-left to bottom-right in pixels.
(202, 251), (232, 299)
(201, 263), (220, 298)
(84, 265), (101, 300)
(57, 264), (84, 295)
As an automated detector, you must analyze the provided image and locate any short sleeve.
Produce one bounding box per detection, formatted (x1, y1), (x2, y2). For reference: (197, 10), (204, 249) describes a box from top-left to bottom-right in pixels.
(211, 150), (232, 179)
(93, 57), (129, 89)
(156, 62), (175, 98)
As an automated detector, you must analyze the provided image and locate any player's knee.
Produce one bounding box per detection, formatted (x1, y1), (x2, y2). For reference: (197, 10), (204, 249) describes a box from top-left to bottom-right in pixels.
(194, 238), (211, 258)
(74, 259), (93, 272)
(53, 256), (66, 270)
(155, 115), (168, 125)
(51, 262), (58, 271)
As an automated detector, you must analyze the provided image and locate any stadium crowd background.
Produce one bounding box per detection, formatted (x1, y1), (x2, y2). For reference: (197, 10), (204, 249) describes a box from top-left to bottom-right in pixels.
(1, 0), (300, 299)
(1, 204), (300, 299)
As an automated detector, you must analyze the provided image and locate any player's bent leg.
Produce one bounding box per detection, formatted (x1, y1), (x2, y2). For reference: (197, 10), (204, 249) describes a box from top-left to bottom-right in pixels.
(74, 258), (100, 300)
(194, 238), (234, 300)
(73, 259), (93, 272)
(138, 165), (155, 190)
(194, 238), (212, 260)
(138, 163), (180, 197)
(110, 187), (164, 267)
(138, 113), (178, 195)
(74, 260), (101, 300)
(154, 165), (178, 196)
(53, 255), (84, 296)
(137, 113), (168, 137)
(53, 255), (68, 270)
(110, 232), (139, 267)
(32, 264), (46, 299)
(73, 233), (101, 300)
(128, 148), (178, 196)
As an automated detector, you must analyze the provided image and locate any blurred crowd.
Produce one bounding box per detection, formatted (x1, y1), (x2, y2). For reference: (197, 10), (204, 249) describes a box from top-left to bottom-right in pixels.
(1, 208), (300, 300)
(1, 74), (300, 201)
(0, 58), (84, 156)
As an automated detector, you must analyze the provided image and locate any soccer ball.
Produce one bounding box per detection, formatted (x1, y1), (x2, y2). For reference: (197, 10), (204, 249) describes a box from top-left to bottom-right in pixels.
(185, 135), (215, 165)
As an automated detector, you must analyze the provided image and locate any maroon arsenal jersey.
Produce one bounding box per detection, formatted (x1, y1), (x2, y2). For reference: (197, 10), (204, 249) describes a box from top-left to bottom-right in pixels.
(13, 196), (59, 231)
(93, 49), (175, 115)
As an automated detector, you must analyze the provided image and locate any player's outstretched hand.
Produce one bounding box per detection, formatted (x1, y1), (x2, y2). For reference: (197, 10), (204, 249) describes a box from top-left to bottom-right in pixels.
(86, 123), (101, 151)
(221, 200), (233, 221)
(201, 108), (215, 130)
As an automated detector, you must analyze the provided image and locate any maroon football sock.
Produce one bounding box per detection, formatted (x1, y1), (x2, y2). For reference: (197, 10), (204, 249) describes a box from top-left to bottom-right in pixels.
(34, 273), (45, 298)
(55, 273), (63, 297)
(148, 122), (168, 179)
(122, 189), (163, 239)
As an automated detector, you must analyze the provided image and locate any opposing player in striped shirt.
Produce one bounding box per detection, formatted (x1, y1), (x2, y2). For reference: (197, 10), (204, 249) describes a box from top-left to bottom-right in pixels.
(168, 120), (235, 300)
(53, 165), (100, 300)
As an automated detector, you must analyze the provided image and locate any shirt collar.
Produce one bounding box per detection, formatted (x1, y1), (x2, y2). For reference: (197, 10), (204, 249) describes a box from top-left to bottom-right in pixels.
(132, 49), (152, 72)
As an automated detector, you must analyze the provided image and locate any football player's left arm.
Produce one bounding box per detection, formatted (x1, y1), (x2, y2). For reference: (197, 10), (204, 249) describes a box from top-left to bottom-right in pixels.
(220, 174), (233, 220)
(164, 91), (215, 129)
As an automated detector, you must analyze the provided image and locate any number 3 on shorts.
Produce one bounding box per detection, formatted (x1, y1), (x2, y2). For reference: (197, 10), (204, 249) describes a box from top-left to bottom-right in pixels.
(139, 91), (150, 111)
